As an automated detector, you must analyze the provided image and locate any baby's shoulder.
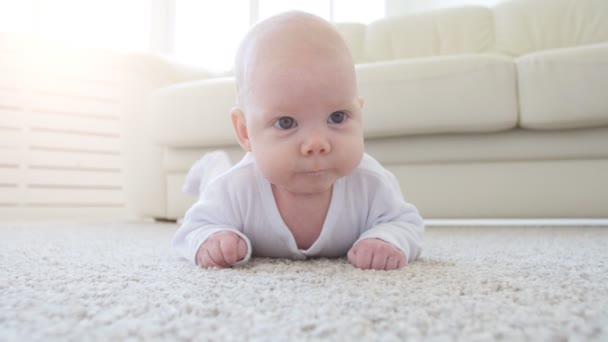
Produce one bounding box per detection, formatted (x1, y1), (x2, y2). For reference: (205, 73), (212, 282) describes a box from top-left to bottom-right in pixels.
(205, 153), (259, 193)
(349, 153), (396, 186)
(343, 154), (406, 204)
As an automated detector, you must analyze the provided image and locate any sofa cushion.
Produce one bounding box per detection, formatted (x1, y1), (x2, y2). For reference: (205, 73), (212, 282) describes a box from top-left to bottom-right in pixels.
(494, 0), (608, 56)
(358, 54), (518, 137)
(517, 43), (608, 130)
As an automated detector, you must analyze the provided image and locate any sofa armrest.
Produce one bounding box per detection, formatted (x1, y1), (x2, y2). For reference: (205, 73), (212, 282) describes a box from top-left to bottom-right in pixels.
(119, 53), (222, 220)
(121, 52), (220, 88)
(150, 77), (237, 147)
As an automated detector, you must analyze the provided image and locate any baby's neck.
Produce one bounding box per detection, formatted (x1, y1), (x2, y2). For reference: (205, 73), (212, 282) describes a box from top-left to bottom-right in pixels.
(271, 185), (332, 250)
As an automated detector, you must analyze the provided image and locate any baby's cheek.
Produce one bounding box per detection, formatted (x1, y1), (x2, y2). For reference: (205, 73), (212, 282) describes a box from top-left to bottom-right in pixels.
(340, 138), (364, 172)
(254, 151), (289, 183)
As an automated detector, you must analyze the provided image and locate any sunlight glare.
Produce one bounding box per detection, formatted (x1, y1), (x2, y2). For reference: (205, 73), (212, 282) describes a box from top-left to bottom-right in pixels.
(174, 0), (250, 72)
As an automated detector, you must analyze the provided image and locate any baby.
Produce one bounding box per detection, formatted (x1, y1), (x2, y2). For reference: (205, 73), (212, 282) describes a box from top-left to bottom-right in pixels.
(173, 11), (424, 271)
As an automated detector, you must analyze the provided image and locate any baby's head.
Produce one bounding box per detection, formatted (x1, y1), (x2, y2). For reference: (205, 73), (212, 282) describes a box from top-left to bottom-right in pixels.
(231, 11), (364, 195)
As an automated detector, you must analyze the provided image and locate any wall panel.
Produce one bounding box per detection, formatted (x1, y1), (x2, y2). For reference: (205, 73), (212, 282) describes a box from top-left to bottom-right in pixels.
(0, 36), (127, 219)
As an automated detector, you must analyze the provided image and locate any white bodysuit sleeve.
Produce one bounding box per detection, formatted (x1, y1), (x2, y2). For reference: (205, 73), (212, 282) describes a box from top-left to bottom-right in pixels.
(182, 151), (232, 195)
(355, 170), (425, 263)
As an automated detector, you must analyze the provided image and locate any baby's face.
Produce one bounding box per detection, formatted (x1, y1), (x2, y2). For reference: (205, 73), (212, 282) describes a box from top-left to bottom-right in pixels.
(243, 53), (364, 195)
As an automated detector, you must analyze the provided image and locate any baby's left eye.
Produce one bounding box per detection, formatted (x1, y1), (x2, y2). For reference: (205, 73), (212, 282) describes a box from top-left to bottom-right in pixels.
(328, 111), (346, 124)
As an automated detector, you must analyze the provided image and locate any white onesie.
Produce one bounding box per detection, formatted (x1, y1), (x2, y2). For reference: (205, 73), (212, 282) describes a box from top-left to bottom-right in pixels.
(173, 152), (424, 266)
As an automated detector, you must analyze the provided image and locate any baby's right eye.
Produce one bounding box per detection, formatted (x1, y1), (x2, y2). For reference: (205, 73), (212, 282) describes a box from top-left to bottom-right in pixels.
(273, 116), (297, 130)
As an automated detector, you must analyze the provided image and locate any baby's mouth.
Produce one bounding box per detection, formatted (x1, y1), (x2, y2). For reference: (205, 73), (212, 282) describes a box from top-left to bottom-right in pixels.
(298, 169), (328, 176)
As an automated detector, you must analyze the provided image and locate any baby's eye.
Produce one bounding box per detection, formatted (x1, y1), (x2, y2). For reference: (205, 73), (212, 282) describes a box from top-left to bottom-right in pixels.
(273, 116), (297, 130)
(328, 111), (346, 124)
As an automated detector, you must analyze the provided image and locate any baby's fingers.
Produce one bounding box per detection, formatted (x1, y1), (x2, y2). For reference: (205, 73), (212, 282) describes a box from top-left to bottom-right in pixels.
(219, 235), (241, 265)
(370, 252), (388, 270)
(348, 239), (407, 271)
(385, 255), (401, 270)
(237, 238), (247, 261)
(354, 248), (373, 270)
(205, 240), (229, 268)
(197, 248), (220, 268)
(347, 248), (356, 265)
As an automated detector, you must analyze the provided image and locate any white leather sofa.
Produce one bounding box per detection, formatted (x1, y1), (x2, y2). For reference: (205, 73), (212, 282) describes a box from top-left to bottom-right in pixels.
(121, 0), (608, 220)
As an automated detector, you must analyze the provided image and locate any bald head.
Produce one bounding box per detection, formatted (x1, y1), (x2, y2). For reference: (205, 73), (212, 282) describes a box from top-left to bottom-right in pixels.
(234, 11), (356, 109)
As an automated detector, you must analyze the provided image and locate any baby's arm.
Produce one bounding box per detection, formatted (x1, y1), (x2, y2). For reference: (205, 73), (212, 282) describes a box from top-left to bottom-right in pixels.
(347, 169), (424, 271)
(196, 231), (248, 268)
(172, 175), (253, 267)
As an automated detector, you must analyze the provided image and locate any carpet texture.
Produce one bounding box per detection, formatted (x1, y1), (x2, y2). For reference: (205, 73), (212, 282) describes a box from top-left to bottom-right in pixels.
(1, 222), (607, 341)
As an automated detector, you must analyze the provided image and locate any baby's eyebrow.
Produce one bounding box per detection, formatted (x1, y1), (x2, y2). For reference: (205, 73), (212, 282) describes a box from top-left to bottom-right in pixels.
(260, 110), (293, 119)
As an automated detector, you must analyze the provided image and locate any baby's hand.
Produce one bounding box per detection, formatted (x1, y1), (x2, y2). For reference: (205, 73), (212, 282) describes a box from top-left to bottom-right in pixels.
(196, 231), (247, 268)
(347, 239), (406, 271)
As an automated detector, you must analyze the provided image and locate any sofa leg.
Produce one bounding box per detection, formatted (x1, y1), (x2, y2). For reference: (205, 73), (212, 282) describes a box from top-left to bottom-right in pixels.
(154, 217), (178, 223)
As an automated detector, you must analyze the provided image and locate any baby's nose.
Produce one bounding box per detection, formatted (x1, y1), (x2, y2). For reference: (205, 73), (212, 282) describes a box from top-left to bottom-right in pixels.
(301, 135), (331, 156)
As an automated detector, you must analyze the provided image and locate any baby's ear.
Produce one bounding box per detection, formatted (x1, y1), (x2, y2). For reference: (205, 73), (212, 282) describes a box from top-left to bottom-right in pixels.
(358, 96), (365, 109)
(230, 107), (252, 152)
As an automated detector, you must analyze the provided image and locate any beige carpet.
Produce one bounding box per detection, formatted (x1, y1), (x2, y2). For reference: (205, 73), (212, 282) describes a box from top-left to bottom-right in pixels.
(1, 222), (607, 341)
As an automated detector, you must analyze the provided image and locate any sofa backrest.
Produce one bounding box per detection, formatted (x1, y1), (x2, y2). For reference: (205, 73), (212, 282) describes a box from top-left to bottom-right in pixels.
(363, 6), (495, 62)
(334, 22), (368, 64)
(494, 0), (608, 56)
(336, 0), (608, 62)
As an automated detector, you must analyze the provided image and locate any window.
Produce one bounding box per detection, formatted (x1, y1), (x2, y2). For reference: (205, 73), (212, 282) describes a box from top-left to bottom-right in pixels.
(1, 1), (384, 71)
(257, 0), (330, 21)
(0, 0), (150, 51)
(174, 0), (250, 72)
(0, 0), (34, 32)
(332, 0), (386, 23)
(173, 0), (385, 72)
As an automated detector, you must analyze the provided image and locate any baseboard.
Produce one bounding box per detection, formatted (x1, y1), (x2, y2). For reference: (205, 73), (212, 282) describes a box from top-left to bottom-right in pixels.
(424, 218), (608, 226)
